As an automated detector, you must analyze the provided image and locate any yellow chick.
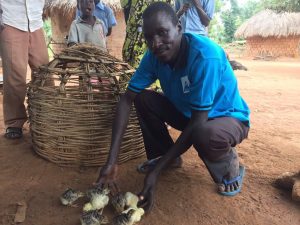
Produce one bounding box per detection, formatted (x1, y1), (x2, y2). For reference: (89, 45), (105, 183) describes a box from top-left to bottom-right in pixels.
(111, 192), (139, 213)
(83, 187), (110, 212)
(60, 188), (84, 207)
(124, 207), (144, 224)
(80, 209), (109, 225)
(111, 193), (127, 214)
(125, 192), (139, 208)
(112, 207), (144, 225)
(112, 209), (134, 225)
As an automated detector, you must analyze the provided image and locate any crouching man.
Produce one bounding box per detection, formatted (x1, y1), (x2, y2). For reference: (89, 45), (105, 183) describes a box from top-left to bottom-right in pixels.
(96, 2), (250, 212)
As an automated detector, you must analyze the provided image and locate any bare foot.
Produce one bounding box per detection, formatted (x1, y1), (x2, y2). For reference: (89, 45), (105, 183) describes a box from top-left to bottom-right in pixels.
(217, 158), (241, 194)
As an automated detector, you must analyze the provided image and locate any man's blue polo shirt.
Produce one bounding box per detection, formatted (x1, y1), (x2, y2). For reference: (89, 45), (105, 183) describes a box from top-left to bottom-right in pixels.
(175, 0), (215, 36)
(76, 1), (117, 35)
(128, 33), (250, 125)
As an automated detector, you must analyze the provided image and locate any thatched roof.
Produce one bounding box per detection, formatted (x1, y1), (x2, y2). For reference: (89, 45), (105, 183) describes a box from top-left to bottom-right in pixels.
(235, 9), (300, 38)
(45, 0), (122, 17)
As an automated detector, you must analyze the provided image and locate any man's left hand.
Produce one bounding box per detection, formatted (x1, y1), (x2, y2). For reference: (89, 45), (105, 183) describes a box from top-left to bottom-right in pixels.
(138, 172), (158, 212)
(191, 0), (202, 9)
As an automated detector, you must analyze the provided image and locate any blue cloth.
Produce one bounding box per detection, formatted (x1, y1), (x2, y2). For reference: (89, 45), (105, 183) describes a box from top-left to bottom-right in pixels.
(128, 33), (250, 125)
(76, 1), (117, 35)
(175, 0), (215, 36)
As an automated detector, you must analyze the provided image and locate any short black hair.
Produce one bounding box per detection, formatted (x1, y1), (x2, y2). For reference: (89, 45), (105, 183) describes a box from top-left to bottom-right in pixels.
(142, 2), (179, 26)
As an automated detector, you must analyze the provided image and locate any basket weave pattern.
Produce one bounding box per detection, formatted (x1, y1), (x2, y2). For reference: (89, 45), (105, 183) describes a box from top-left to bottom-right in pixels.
(27, 44), (145, 167)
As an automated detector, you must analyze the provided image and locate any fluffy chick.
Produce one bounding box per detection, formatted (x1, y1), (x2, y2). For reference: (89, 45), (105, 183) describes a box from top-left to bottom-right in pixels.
(83, 187), (110, 211)
(80, 209), (109, 225)
(112, 209), (134, 225)
(111, 192), (139, 213)
(60, 188), (84, 207)
(112, 208), (145, 225)
(124, 207), (144, 224)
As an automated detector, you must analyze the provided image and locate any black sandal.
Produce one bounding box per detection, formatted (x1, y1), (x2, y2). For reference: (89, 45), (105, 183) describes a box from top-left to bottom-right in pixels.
(4, 127), (23, 139)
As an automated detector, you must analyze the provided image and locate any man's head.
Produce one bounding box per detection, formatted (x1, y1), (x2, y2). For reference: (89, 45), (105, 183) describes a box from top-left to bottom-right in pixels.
(142, 2), (182, 63)
(78, 0), (95, 18)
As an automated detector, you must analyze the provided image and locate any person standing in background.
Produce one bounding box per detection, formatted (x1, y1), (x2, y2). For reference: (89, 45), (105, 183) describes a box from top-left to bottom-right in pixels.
(175, 0), (215, 36)
(122, 0), (173, 68)
(0, 0), (49, 139)
(77, 0), (117, 37)
(70, 0), (107, 49)
(175, 0), (247, 71)
(120, 0), (131, 24)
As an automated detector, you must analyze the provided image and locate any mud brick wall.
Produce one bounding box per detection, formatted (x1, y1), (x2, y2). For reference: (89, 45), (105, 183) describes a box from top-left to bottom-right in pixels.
(245, 36), (300, 58)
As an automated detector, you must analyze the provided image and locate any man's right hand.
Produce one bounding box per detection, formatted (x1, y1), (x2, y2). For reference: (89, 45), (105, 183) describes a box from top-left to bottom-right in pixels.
(177, 3), (190, 18)
(95, 164), (119, 193)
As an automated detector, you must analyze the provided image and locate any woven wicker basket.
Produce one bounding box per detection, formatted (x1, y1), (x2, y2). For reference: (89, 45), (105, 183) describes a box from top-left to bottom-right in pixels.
(27, 44), (145, 167)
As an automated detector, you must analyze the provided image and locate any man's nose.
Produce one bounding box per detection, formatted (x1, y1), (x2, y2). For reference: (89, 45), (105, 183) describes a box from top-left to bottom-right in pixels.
(152, 36), (162, 49)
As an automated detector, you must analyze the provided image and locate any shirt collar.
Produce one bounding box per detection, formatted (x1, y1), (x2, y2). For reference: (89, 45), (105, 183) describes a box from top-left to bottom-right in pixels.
(96, 1), (105, 10)
(76, 17), (84, 23)
(76, 16), (102, 25)
(171, 34), (189, 70)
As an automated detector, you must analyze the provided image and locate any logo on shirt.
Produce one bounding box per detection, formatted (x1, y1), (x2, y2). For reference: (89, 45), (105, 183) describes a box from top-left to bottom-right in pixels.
(181, 76), (190, 93)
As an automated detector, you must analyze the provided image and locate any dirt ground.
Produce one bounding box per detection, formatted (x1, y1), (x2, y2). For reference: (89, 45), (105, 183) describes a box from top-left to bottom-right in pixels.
(1, 15), (300, 225)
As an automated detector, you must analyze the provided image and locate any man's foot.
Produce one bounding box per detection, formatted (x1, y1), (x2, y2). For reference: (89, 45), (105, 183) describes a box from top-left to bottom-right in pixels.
(217, 165), (245, 196)
(137, 156), (183, 174)
(4, 127), (23, 139)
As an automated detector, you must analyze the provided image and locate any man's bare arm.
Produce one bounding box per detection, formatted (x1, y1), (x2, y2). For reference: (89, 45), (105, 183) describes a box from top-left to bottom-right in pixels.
(191, 0), (211, 27)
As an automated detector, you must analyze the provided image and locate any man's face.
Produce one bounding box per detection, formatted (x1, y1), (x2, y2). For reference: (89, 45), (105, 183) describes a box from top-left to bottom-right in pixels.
(79, 0), (95, 17)
(143, 12), (182, 63)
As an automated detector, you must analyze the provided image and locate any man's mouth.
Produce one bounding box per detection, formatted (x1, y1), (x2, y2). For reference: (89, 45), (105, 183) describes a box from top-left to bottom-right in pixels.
(154, 48), (168, 57)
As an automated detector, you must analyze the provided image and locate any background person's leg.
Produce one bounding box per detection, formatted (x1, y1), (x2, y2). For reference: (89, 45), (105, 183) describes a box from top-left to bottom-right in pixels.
(1, 26), (29, 129)
(134, 90), (189, 160)
(192, 117), (249, 183)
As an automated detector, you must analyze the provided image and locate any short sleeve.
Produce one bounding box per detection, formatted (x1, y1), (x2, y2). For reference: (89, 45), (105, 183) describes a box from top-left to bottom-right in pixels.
(107, 7), (117, 28)
(67, 21), (79, 44)
(187, 57), (221, 111)
(203, 0), (215, 20)
(128, 51), (157, 93)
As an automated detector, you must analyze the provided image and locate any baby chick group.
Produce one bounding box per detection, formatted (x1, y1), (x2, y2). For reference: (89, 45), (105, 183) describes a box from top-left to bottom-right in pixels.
(60, 187), (145, 225)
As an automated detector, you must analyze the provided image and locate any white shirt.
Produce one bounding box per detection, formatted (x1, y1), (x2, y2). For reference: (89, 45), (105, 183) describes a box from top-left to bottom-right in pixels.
(1, 0), (45, 32)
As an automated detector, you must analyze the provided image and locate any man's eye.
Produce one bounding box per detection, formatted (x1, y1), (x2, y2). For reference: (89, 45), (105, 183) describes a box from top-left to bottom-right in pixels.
(159, 30), (168, 36)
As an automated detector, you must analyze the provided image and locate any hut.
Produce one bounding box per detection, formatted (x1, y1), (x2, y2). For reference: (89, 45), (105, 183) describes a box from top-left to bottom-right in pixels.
(44, 0), (125, 59)
(235, 10), (300, 58)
